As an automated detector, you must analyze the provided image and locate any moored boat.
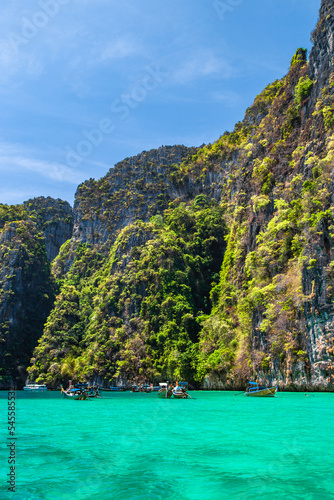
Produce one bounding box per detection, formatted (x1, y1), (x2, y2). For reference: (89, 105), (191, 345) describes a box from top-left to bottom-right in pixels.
(131, 384), (156, 392)
(61, 383), (100, 400)
(99, 386), (129, 392)
(172, 382), (191, 399)
(157, 382), (173, 398)
(23, 383), (47, 392)
(158, 381), (191, 399)
(62, 389), (90, 400)
(99, 387), (120, 392)
(245, 381), (277, 397)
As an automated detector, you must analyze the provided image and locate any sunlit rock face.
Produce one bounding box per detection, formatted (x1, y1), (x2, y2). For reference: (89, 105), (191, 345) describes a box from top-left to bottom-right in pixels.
(3, 0), (334, 390)
(24, 197), (73, 262)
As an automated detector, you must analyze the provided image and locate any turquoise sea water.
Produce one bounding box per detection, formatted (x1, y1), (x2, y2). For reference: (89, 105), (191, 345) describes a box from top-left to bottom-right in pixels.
(1, 390), (334, 500)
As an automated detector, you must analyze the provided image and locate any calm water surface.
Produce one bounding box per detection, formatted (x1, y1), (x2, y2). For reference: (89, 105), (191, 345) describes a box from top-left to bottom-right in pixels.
(1, 390), (334, 499)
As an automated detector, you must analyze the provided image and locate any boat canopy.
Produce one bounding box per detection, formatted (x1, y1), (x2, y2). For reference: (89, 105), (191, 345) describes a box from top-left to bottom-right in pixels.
(248, 381), (259, 385)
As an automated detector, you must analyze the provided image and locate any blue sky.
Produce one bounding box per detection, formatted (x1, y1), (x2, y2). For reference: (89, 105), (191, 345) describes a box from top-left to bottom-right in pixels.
(0, 0), (321, 206)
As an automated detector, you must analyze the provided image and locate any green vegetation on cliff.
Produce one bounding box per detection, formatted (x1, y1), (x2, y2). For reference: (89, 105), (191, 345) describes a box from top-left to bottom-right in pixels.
(3, 3), (334, 391)
(28, 196), (226, 386)
(0, 216), (56, 386)
(0, 198), (73, 386)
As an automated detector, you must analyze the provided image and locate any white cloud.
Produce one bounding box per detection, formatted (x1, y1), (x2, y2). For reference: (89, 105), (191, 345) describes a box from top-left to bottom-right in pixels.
(170, 50), (235, 85)
(0, 142), (82, 184)
(0, 38), (43, 86)
(10, 157), (82, 183)
(99, 35), (144, 62)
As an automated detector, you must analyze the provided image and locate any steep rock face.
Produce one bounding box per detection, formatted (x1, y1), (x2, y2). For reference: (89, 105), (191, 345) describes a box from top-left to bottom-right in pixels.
(6, 0), (334, 390)
(28, 198), (227, 387)
(0, 220), (56, 387)
(309, 0), (334, 88)
(0, 197), (72, 387)
(199, 0), (334, 391)
(284, 0), (334, 389)
(24, 197), (73, 262)
(71, 144), (226, 250)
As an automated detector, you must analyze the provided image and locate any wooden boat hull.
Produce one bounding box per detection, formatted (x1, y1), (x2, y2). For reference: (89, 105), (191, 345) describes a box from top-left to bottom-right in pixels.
(172, 393), (190, 399)
(99, 387), (126, 392)
(61, 387), (97, 400)
(158, 389), (172, 398)
(62, 392), (89, 400)
(245, 387), (276, 397)
(158, 389), (190, 399)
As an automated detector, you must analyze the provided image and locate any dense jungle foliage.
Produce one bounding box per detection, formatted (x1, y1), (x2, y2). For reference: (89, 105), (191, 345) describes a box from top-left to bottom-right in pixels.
(28, 40), (334, 388)
(0, 213), (56, 385)
(2, 1), (334, 390)
(28, 196), (227, 386)
(0, 198), (72, 386)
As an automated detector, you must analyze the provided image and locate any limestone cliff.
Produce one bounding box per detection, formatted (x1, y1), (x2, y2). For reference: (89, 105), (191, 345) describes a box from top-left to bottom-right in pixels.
(0, 198), (73, 386)
(198, 0), (334, 391)
(0, 219), (55, 386)
(23, 197), (73, 261)
(4, 0), (334, 390)
(72, 145), (203, 249)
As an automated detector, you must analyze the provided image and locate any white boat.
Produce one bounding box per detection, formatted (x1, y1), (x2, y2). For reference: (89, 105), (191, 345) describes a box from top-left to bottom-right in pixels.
(23, 383), (48, 392)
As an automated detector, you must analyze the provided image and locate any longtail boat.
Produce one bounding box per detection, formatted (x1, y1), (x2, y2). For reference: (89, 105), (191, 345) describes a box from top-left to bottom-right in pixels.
(99, 386), (128, 392)
(99, 387), (120, 392)
(61, 383), (100, 400)
(62, 389), (89, 400)
(158, 381), (191, 399)
(172, 381), (191, 399)
(245, 381), (277, 397)
(157, 382), (173, 398)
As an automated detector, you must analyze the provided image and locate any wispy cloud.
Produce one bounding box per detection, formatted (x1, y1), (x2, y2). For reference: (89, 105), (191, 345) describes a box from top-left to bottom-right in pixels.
(99, 35), (145, 62)
(0, 39), (43, 85)
(0, 142), (81, 184)
(8, 157), (81, 183)
(0, 0), (74, 85)
(170, 50), (235, 85)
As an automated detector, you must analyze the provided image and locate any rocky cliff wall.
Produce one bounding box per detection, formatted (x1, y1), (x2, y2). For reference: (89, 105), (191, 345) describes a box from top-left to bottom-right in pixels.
(0, 197), (72, 386)
(200, 0), (334, 391)
(4, 0), (334, 390)
(71, 144), (227, 251)
(0, 219), (56, 386)
(23, 197), (73, 261)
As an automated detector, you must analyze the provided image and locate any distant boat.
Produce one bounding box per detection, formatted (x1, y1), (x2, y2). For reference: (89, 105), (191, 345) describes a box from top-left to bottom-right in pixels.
(131, 384), (157, 393)
(61, 383), (100, 400)
(158, 381), (191, 399)
(62, 389), (90, 400)
(245, 381), (277, 397)
(157, 382), (173, 398)
(23, 383), (47, 392)
(99, 386), (128, 392)
(172, 381), (191, 399)
(99, 387), (120, 392)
